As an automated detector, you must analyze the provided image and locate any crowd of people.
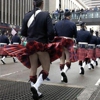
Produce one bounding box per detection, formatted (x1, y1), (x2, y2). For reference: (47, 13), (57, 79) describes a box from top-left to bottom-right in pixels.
(0, 0), (100, 100)
(52, 6), (100, 20)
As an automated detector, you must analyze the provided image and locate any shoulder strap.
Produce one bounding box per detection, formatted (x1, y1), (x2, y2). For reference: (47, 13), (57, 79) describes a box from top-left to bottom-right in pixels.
(27, 10), (41, 28)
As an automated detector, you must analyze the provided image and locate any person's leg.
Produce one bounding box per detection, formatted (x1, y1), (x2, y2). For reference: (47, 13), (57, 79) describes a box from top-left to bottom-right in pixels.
(13, 57), (17, 63)
(61, 48), (71, 83)
(29, 53), (41, 99)
(1, 56), (6, 64)
(79, 60), (84, 74)
(31, 52), (50, 99)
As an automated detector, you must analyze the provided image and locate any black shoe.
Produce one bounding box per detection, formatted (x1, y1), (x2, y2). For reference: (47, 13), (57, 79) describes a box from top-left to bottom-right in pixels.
(13, 58), (17, 63)
(90, 64), (94, 69)
(1, 60), (6, 64)
(95, 61), (98, 66)
(80, 67), (84, 75)
(61, 72), (68, 83)
(31, 87), (39, 100)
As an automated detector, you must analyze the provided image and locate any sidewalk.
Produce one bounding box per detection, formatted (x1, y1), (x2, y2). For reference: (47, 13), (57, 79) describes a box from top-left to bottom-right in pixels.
(77, 86), (100, 100)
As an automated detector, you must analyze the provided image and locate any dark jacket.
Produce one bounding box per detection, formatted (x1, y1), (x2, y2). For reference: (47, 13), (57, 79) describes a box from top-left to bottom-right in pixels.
(97, 37), (100, 45)
(11, 34), (21, 44)
(0, 34), (9, 44)
(89, 35), (97, 45)
(21, 8), (54, 43)
(54, 18), (77, 38)
(76, 29), (91, 43)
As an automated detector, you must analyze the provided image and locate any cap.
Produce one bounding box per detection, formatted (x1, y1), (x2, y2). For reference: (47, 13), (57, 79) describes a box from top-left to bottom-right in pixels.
(79, 22), (86, 26)
(64, 10), (71, 17)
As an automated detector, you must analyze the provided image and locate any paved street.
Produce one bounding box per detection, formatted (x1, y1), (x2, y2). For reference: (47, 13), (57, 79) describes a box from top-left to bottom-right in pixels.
(0, 57), (100, 88)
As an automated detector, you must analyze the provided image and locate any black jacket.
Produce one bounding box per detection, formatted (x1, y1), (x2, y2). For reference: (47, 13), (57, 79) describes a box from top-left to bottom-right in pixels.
(76, 29), (91, 43)
(11, 34), (21, 44)
(21, 9), (54, 43)
(0, 34), (9, 44)
(54, 18), (77, 38)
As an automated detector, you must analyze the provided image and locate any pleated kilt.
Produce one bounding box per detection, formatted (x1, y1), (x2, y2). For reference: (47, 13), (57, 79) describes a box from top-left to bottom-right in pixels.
(87, 49), (95, 60)
(77, 43), (96, 61)
(3, 38), (62, 69)
(54, 36), (78, 62)
(95, 45), (100, 58)
(0, 46), (8, 56)
(77, 48), (87, 61)
(3, 36), (78, 68)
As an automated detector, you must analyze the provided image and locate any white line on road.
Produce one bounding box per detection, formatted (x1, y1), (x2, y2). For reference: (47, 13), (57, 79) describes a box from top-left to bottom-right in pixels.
(95, 79), (100, 86)
(0, 70), (24, 77)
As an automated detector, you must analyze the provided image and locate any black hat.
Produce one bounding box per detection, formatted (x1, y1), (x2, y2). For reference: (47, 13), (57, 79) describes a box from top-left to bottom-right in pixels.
(64, 10), (71, 17)
(79, 22), (86, 26)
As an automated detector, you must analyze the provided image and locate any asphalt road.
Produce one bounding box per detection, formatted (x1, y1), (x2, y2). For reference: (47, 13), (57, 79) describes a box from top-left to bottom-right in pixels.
(0, 57), (100, 88)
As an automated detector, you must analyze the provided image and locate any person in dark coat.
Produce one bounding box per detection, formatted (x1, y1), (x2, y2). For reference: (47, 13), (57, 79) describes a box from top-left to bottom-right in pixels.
(0, 29), (9, 64)
(21, 0), (55, 99)
(11, 32), (21, 63)
(54, 10), (77, 83)
(88, 29), (98, 69)
(76, 22), (91, 75)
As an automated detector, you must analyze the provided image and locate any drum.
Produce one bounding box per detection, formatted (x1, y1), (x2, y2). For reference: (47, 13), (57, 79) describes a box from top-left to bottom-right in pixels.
(88, 44), (95, 49)
(13, 42), (19, 45)
(96, 45), (100, 48)
(78, 42), (88, 48)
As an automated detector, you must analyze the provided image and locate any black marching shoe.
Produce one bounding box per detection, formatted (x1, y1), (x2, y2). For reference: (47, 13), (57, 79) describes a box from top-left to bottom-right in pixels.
(80, 67), (84, 75)
(13, 58), (17, 63)
(31, 87), (43, 100)
(95, 61), (98, 66)
(1, 59), (6, 64)
(61, 72), (68, 83)
(90, 64), (94, 69)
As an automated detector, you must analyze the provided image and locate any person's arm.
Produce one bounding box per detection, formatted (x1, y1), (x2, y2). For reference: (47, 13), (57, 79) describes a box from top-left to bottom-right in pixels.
(21, 17), (28, 37)
(46, 13), (55, 42)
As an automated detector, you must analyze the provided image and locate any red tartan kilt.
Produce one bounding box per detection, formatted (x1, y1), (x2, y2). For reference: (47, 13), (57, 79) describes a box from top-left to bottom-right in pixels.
(95, 48), (100, 58)
(3, 41), (63, 69)
(87, 49), (95, 59)
(0, 47), (8, 56)
(77, 48), (87, 61)
(69, 47), (78, 62)
(54, 37), (74, 48)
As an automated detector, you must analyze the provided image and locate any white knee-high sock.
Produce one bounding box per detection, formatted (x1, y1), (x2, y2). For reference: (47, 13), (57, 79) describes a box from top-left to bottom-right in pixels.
(91, 59), (96, 66)
(62, 65), (69, 73)
(87, 63), (91, 69)
(33, 74), (43, 91)
(1, 56), (5, 60)
(82, 62), (86, 68)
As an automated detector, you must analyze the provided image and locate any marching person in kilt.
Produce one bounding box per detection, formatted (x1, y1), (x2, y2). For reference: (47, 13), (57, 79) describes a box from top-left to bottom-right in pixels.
(11, 31), (21, 63)
(95, 31), (100, 64)
(0, 29), (9, 64)
(3, 0), (63, 99)
(88, 29), (98, 69)
(77, 22), (91, 75)
(54, 9), (77, 83)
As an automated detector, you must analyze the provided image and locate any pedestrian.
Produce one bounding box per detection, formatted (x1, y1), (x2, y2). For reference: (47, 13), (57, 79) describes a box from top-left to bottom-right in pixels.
(54, 10), (77, 83)
(76, 22), (91, 75)
(11, 30), (21, 63)
(0, 29), (9, 64)
(21, 0), (56, 99)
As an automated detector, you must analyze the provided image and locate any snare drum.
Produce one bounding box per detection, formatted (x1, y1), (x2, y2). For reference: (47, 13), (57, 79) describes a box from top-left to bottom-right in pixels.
(13, 42), (19, 45)
(88, 44), (95, 49)
(0, 43), (7, 47)
(78, 42), (88, 48)
(96, 45), (100, 48)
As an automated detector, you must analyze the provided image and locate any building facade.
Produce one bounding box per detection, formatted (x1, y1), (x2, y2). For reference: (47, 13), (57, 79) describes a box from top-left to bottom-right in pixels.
(0, 0), (33, 30)
(0, 0), (86, 31)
